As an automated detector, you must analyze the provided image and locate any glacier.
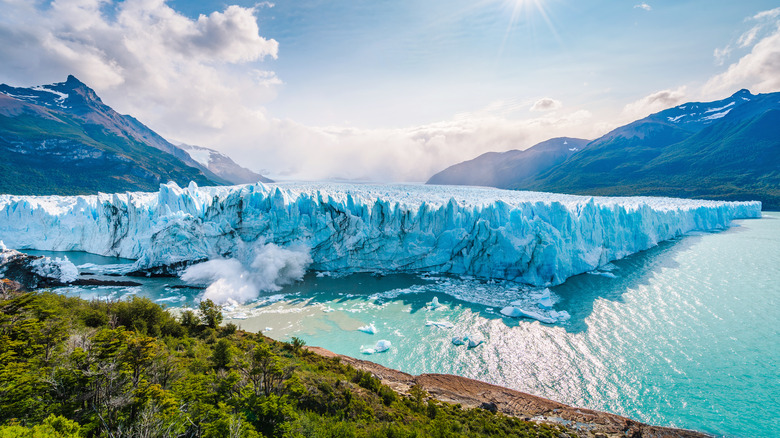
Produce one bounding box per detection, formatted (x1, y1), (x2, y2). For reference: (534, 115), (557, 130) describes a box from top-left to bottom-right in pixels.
(0, 182), (761, 291)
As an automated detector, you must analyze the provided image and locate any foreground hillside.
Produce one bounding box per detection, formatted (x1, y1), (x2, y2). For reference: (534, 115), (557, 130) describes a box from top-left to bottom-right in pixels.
(0, 288), (710, 437)
(0, 289), (570, 438)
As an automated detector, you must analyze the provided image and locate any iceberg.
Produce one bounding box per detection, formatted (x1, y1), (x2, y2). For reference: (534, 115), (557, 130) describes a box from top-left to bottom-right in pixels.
(0, 182), (761, 292)
(425, 320), (455, 329)
(1, 242), (78, 287)
(537, 288), (553, 309)
(467, 334), (484, 348)
(357, 323), (377, 334)
(452, 336), (467, 346)
(428, 296), (443, 310)
(500, 306), (557, 324)
(363, 339), (392, 354)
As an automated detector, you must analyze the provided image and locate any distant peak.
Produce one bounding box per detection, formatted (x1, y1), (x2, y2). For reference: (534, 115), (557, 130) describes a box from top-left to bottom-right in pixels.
(63, 75), (88, 89)
(733, 88), (752, 97)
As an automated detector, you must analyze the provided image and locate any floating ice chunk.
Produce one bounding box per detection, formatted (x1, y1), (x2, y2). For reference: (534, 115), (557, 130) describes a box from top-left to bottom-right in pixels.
(358, 323), (377, 334)
(428, 296), (443, 310)
(500, 306), (557, 324)
(599, 263), (618, 272)
(360, 346), (375, 355)
(322, 307), (335, 313)
(425, 320), (454, 329)
(452, 336), (467, 346)
(29, 255), (78, 283)
(375, 340), (391, 352)
(537, 288), (553, 309)
(467, 335), (484, 348)
(587, 271), (617, 278)
(265, 327), (273, 331)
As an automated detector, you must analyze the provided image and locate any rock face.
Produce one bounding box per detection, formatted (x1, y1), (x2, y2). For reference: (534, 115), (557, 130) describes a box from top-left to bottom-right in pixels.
(308, 346), (710, 438)
(0, 182), (761, 287)
(0, 245), (77, 289)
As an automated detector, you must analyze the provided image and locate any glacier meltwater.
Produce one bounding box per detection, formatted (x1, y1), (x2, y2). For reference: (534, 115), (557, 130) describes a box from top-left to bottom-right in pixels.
(0, 182), (761, 288)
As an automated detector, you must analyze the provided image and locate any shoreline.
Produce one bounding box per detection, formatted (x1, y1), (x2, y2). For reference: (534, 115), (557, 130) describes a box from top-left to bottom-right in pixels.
(306, 346), (711, 438)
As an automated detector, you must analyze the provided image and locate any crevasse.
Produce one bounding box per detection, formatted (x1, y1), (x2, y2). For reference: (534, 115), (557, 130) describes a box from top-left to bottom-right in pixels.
(0, 182), (761, 286)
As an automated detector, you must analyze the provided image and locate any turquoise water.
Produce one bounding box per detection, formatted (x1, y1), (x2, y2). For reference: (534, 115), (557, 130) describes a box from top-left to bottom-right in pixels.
(27, 213), (779, 437)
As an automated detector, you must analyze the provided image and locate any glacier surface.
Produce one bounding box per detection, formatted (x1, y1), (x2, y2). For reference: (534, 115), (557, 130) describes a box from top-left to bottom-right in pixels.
(0, 182), (761, 290)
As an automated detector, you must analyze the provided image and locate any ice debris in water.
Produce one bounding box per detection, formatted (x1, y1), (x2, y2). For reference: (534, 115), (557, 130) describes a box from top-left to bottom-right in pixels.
(358, 323), (377, 334)
(428, 296), (443, 310)
(467, 336), (484, 349)
(500, 306), (557, 324)
(0, 181), (760, 305)
(451, 333), (483, 348)
(425, 320), (454, 329)
(361, 339), (392, 354)
(536, 288), (553, 309)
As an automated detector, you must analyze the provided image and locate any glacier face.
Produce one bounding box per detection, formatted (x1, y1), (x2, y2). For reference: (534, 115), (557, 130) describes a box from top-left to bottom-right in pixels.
(0, 182), (762, 287)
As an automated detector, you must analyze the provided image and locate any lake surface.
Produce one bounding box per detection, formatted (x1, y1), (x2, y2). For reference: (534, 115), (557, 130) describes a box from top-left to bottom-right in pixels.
(30, 212), (779, 438)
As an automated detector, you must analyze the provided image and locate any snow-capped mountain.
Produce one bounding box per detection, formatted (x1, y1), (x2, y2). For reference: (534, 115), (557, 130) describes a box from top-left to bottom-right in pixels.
(178, 143), (272, 185)
(428, 89), (780, 209)
(0, 75), (271, 195)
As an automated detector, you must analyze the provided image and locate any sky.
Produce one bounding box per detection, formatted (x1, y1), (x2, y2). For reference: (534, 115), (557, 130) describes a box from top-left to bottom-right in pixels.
(0, 0), (778, 181)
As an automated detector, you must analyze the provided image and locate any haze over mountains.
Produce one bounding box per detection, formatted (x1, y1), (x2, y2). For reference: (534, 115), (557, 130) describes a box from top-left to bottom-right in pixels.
(428, 89), (780, 210)
(0, 76), (269, 195)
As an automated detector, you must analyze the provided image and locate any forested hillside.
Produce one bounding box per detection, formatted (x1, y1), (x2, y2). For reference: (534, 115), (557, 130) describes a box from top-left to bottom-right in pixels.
(0, 288), (567, 438)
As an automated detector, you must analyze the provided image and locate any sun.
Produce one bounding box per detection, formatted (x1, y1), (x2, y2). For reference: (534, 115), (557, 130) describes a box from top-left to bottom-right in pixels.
(503, 0), (557, 31)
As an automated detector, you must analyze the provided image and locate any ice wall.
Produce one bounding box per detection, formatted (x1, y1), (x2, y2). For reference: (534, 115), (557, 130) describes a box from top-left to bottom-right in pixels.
(0, 182), (762, 286)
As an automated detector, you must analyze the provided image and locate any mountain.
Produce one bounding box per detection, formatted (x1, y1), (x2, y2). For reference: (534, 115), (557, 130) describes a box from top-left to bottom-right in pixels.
(0, 75), (270, 195)
(427, 90), (780, 209)
(178, 143), (272, 184)
(427, 137), (590, 188)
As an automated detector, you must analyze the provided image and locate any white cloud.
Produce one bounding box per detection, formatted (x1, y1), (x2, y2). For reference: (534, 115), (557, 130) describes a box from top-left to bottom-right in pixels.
(529, 97), (562, 112)
(634, 3), (652, 12)
(0, 1), (609, 183)
(704, 8), (780, 96)
(224, 109), (600, 182)
(0, 0), (278, 130)
(752, 7), (780, 21)
(622, 86), (687, 120)
(704, 28), (780, 95)
(737, 26), (760, 48)
(714, 45), (732, 66)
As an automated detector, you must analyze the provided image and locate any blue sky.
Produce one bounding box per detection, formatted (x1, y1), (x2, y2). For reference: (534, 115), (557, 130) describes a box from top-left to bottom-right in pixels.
(164, 0), (777, 127)
(1, 0), (778, 180)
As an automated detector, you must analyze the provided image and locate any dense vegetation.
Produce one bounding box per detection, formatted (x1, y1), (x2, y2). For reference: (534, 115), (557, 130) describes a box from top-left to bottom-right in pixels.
(0, 290), (568, 437)
(0, 113), (218, 196)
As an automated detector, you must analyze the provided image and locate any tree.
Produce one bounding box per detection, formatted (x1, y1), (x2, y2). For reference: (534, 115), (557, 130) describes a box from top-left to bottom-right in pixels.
(198, 299), (223, 329)
(211, 339), (233, 370)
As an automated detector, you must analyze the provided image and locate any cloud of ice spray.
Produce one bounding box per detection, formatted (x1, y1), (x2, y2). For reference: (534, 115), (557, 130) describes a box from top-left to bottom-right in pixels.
(180, 243), (312, 305)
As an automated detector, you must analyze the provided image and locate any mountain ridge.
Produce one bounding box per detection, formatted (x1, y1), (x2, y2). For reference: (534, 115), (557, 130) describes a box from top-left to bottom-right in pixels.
(428, 89), (780, 209)
(0, 75), (271, 195)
